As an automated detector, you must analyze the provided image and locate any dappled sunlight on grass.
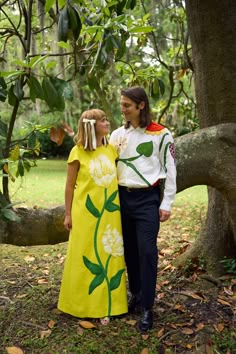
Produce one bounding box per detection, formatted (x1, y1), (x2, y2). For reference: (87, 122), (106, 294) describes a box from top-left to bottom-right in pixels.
(9, 159), (67, 208)
(159, 186), (207, 259)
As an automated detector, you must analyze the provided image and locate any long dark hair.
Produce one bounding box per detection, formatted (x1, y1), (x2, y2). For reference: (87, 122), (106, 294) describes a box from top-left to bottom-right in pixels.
(121, 86), (152, 128)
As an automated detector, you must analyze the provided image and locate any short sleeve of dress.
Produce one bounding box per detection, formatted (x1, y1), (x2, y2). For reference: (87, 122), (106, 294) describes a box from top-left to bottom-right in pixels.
(67, 145), (81, 164)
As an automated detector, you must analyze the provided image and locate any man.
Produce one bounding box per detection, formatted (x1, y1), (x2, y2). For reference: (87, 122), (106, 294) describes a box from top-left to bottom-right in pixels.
(110, 86), (176, 332)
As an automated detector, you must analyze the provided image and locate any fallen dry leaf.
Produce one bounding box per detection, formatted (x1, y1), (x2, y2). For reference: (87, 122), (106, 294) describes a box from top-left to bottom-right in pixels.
(37, 278), (48, 284)
(175, 320), (193, 327)
(181, 328), (194, 335)
(126, 319), (137, 326)
(79, 320), (96, 329)
(16, 294), (28, 299)
(140, 348), (149, 354)
(223, 286), (234, 296)
(141, 334), (149, 340)
(213, 323), (224, 333)
(185, 343), (193, 349)
(40, 329), (52, 339)
(24, 255), (35, 263)
(206, 344), (214, 354)
(157, 327), (165, 337)
(174, 304), (186, 312)
(48, 320), (56, 329)
(195, 323), (205, 331)
(5, 347), (24, 354)
(217, 298), (231, 306)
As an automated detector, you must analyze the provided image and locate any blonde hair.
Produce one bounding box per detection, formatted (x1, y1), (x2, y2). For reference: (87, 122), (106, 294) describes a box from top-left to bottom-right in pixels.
(74, 109), (109, 151)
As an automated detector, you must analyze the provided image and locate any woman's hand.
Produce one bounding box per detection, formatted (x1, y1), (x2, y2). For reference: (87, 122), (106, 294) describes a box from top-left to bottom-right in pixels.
(64, 215), (72, 230)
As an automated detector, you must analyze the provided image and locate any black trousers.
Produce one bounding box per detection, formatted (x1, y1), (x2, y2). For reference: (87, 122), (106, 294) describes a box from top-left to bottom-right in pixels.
(119, 186), (160, 309)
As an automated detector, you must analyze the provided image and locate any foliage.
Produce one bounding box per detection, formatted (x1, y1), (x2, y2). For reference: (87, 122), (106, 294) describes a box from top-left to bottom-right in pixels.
(0, 190), (21, 222)
(0, 0), (197, 205)
(220, 257), (236, 275)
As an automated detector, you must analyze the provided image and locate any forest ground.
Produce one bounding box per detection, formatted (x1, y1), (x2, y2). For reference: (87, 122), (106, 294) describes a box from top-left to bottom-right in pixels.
(0, 185), (235, 354)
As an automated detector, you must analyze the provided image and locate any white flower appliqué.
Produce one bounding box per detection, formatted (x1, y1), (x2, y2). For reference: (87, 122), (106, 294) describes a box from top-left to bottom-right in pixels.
(89, 155), (116, 188)
(102, 224), (124, 257)
(113, 136), (128, 154)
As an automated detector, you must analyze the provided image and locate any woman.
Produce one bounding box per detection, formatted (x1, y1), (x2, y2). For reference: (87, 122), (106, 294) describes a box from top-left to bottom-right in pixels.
(58, 109), (128, 324)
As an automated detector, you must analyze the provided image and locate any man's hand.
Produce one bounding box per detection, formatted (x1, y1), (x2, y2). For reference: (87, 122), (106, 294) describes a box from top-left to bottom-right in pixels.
(159, 209), (171, 222)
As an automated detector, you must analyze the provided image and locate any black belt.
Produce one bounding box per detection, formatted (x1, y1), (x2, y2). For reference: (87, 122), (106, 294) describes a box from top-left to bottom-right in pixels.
(119, 185), (158, 192)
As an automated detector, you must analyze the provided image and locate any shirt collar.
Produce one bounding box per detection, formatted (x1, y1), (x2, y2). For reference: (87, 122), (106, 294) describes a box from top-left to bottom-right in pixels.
(126, 125), (146, 133)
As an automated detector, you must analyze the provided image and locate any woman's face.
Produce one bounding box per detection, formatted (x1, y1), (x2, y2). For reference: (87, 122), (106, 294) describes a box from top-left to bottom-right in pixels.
(95, 116), (110, 137)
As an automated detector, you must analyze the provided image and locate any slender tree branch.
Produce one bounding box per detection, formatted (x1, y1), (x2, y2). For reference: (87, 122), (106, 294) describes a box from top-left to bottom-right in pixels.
(184, 30), (193, 71)
(26, 0), (33, 54)
(0, 4), (26, 51)
(158, 69), (175, 122)
(28, 52), (73, 58)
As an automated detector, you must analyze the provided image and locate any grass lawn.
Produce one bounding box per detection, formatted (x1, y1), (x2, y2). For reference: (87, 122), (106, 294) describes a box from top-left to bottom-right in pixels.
(2, 161), (235, 353)
(10, 159), (67, 208)
(9, 158), (208, 209)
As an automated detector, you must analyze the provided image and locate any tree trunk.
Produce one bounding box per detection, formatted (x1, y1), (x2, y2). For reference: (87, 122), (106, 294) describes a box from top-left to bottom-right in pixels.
(181, 0), (236, 274)
(0, 206), (68, 245)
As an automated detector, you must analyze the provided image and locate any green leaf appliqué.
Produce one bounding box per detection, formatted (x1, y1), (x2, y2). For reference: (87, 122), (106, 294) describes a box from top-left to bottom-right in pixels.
(136, 141), (153, 157)
(83, 256), (103, 275)
(89, 273), (105, 294)
(110, 269), (125, 291)
(86, 194), (100, 218)
(105, 190), (120, 212)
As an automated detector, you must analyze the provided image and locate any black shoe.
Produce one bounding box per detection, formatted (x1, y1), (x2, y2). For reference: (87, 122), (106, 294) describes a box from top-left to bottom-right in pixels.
(138, 308), (153, 332)
(128, 294), (141, 314)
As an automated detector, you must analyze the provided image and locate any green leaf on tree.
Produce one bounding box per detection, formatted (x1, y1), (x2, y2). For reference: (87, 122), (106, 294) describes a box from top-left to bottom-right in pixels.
(13, 79), (24, 101)
(0, 119), (8, 137)
(1, 208), (21, 223)
(8, 85), (17, 106)
(17, 159), (24, 177)
(28, 76), (44, 102)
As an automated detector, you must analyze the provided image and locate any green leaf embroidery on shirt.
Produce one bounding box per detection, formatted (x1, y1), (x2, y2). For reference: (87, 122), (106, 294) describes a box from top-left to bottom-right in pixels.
(164, 142), (171, 172)
(159, 132), (169, 152)
(118, 141), (154, 186)
(136, 141), (153, 157)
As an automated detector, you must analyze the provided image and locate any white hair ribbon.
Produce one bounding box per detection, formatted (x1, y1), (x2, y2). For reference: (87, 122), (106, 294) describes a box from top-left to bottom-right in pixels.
(83, 118), (96, 149)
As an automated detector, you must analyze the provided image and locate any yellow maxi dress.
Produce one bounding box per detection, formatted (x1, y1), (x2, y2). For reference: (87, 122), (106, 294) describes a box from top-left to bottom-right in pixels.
(58, 144), (128, 318)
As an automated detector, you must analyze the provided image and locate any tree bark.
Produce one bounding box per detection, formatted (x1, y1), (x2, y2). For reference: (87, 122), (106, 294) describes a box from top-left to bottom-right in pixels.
(179, 0), (236, 274)
(0, 206), (68, 246)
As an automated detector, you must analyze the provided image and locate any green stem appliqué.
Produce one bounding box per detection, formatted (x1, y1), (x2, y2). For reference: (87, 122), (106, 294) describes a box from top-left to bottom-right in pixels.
(118, 141), (153, 186)
(83, 188), (124, 317)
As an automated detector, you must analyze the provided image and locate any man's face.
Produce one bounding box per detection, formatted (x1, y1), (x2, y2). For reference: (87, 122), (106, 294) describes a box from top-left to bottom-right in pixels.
(120, 95), (142, 121)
